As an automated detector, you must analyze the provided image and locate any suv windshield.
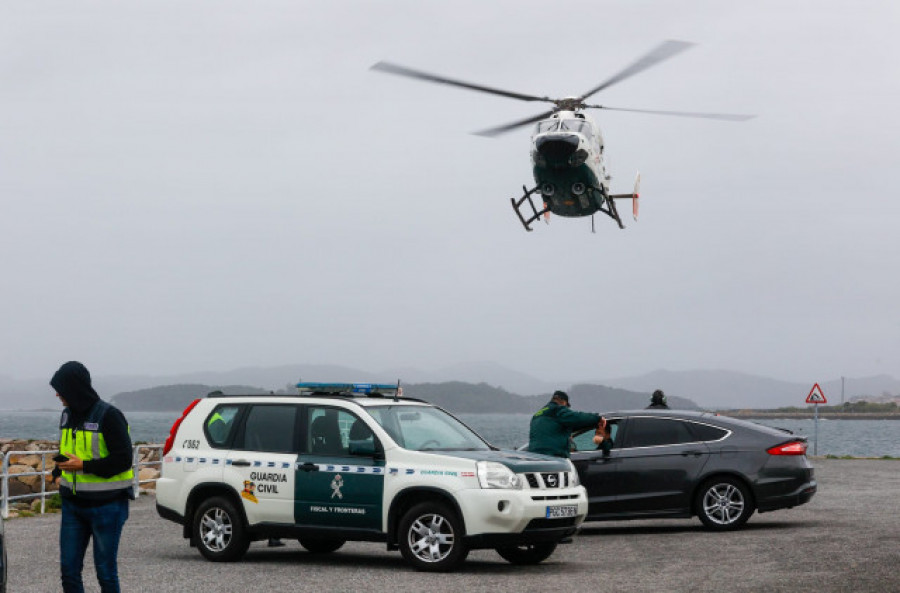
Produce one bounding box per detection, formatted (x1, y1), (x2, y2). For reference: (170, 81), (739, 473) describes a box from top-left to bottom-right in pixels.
(365, 405), (491, 451)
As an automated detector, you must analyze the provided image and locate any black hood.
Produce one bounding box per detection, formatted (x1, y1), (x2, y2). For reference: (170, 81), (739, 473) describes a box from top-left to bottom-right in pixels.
(50, 361), (100, 414)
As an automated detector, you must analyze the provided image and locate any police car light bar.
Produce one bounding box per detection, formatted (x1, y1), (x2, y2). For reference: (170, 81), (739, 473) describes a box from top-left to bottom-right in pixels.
(295, 382), (402, 397)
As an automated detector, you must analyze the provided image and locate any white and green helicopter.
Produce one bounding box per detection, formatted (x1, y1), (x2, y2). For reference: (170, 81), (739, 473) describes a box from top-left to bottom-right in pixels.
(372, 40), (753, 232)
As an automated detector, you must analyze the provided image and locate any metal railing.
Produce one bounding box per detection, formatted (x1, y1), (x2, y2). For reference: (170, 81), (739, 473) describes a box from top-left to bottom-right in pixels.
(1, 444), (163, 518)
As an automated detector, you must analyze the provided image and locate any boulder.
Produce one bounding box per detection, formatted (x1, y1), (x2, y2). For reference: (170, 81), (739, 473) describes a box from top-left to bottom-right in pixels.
(8, 454), (43, 467)
(7, 479), (33, 497)
(138, 467), (160, 489)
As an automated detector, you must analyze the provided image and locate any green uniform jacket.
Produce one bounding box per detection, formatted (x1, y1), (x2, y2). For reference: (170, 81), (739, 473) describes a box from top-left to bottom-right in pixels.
(528, 401), (601, 458)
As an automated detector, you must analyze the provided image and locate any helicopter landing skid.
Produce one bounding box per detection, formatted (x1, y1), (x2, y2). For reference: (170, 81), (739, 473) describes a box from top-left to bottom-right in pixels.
(510, 185), (549, 232)
(598, 191), (625, 230)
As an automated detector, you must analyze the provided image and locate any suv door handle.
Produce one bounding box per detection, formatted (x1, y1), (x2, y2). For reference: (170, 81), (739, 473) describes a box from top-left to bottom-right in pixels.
(231, 459), (251, 467)
(299, 462), (319, 472)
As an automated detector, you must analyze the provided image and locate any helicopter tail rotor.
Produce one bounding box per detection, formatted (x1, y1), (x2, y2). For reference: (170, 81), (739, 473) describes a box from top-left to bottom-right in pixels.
(609, 171), (641, 221)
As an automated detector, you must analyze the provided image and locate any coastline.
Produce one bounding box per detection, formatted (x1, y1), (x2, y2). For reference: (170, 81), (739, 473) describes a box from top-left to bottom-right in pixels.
(719, 411), (900, 420)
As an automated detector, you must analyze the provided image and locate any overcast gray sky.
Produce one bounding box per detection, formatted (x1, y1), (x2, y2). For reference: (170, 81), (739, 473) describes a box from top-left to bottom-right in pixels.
(2, 0), (898, 385)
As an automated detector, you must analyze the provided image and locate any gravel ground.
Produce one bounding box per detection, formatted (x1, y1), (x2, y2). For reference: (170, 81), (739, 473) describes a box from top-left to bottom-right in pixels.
(5, 458), (899, 593)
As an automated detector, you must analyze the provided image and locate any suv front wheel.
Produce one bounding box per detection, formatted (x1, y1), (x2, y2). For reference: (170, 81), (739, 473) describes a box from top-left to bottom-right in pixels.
(193, 496), (250, 562)
(398, 502), (468, 572)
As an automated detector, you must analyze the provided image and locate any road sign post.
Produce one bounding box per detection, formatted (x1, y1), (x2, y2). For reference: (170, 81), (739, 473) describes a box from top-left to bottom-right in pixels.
(806, 383), (827, 455)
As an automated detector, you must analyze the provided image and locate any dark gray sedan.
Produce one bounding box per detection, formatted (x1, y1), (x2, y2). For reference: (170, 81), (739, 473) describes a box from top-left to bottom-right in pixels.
(569, 410), (817, 530)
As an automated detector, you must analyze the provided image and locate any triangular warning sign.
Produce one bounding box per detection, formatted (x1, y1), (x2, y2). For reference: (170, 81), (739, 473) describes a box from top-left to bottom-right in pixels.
(806, 383), (827, 404)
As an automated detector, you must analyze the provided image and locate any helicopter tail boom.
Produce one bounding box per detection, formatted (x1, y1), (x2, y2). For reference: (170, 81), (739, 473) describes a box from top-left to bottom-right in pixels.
(609, 172), (641, 221)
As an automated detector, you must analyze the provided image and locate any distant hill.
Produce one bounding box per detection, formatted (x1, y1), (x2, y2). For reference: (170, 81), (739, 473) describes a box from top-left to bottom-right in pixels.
(2, 362), (897, 411)
(111, 384), (276, 411)
(602, 369), (852, 409)
(106, 381), (700, 414)
(566, 383), (701, 411)
(403, 382), (533, 413)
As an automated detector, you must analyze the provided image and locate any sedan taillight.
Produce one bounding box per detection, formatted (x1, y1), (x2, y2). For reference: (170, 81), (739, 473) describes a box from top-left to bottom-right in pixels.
(767, 441), (808, 456)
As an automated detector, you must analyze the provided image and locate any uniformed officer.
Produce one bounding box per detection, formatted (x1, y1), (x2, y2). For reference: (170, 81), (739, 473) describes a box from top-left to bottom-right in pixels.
(51, 361), (133, 593)
(528, 390), (604, 458)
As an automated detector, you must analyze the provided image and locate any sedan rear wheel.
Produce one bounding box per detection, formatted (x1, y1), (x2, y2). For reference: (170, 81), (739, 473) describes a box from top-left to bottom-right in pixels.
(298, 537), (345, 554)
(696, 477), (754, 531)
(496, 542), (557, 565)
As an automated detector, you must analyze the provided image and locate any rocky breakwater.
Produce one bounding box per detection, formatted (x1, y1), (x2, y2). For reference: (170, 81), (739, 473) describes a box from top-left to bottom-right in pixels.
(1, 438), (161, 518)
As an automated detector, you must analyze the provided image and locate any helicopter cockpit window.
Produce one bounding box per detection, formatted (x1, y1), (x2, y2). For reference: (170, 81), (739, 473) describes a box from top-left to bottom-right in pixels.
(560, 120), (593, 138)
(535, 120), (559, 134)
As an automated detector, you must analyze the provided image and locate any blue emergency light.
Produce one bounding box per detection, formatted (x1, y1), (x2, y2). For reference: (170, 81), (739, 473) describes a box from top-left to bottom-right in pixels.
(296, 382), (400, 396)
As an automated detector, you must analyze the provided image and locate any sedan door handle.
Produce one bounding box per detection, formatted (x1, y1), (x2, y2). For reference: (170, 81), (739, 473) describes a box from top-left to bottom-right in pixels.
(299, 462), (320, 472)
(681, 450), (704, 457)
(231, 459), (251, 467)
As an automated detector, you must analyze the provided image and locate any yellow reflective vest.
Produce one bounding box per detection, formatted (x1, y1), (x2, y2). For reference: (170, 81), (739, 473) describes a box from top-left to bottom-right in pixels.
(59, 400), (134, 497)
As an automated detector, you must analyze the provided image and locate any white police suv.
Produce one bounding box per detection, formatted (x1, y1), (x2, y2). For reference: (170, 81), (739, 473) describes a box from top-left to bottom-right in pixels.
(156, 383), (587, 572)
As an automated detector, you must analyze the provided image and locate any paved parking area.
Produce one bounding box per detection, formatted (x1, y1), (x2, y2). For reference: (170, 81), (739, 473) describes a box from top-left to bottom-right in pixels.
(5, 458), (898, 592)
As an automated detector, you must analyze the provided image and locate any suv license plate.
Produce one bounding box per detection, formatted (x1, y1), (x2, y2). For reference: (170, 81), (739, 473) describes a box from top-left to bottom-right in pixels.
(545, 505), (577, 519)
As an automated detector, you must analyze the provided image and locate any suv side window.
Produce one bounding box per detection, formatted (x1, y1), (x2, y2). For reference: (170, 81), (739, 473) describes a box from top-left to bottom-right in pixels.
(621, 417), (696, 448)
(307, 407), (379, 457)
(238, 404), (298, 453)
(205, 404), (242, 447)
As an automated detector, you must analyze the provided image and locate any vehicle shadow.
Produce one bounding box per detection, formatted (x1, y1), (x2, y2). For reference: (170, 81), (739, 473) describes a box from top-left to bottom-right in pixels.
(578, 519), (821, 536)
(204, 547), (568, 574)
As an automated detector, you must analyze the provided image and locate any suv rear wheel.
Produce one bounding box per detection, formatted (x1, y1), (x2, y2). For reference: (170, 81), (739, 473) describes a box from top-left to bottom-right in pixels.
(398, 502), (468, 572)
(193, 496), (250, 561)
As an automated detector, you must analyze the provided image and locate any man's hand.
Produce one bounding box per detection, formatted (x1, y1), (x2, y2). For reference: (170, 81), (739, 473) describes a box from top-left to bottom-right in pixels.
(58, 454), (84, 472)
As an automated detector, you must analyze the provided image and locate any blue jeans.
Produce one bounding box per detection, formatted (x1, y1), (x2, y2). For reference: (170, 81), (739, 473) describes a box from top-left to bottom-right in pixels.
(60, 497), (129, 593)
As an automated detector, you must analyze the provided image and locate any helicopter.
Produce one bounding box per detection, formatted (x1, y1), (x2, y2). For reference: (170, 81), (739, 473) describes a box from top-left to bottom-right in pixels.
(371, 40), (754, 232)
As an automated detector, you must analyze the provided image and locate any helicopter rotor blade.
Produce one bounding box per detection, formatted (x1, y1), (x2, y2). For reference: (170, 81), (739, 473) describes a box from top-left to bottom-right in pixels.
(586, 105), (755, 121)
(473, 109), (557, 137)
(371, 61), (554, 104)
(578, 40), (695, 101)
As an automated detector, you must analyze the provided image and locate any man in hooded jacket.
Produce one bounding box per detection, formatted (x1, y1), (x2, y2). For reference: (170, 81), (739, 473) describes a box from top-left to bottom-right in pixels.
(51, 361), (133, 593)
(646, 389), (670, 409)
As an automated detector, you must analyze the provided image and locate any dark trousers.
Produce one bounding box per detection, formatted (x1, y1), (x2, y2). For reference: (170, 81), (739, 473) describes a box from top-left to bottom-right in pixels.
(60, 497), (129, 593)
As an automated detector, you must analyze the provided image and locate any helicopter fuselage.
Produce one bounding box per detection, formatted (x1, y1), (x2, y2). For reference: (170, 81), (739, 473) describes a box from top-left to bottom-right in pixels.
(530, 110), (609, 218)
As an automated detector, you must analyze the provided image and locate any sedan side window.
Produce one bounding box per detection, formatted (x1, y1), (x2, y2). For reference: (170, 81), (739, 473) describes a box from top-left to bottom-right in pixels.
(685, 422), (729, 442)
(239, 405), (298, 453)
(571, 420), (620, 452)
(621, 418), (696, 448)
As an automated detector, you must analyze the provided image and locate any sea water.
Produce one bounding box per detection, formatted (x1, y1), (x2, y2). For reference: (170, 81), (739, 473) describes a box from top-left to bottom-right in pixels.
(1, 411), (898, 458)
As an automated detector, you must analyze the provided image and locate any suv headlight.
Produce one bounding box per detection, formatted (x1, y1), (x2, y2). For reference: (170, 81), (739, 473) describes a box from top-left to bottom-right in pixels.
(476, 461), (522, 489)
(567, 459), (580, 487)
